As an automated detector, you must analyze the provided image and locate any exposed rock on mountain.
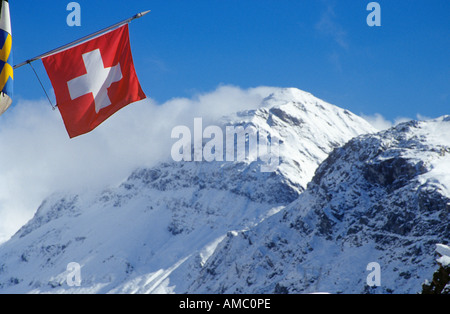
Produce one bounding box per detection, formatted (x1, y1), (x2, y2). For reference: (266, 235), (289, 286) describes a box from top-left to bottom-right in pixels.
(188, 118), (450, 294)
(0, 88), (375, 293)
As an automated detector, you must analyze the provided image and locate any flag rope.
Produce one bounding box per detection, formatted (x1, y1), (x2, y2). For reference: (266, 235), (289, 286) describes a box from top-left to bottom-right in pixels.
(27, 61), (56, 110)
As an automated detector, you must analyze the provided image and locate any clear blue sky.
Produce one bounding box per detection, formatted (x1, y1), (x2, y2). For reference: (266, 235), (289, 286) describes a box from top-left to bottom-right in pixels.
(10, 0), (450, 121)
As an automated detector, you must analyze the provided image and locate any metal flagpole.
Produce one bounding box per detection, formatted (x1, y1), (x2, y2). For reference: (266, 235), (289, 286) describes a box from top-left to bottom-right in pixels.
(13, 10), (150, 70)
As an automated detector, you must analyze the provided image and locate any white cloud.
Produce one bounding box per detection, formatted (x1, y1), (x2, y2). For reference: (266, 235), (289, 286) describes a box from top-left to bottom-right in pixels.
(360, 113), (394, 131)
(416, 114), (432, 121)
(0, 86), (432, 243)
(0, 85), (276, 242)
(361, 113), (432, 131)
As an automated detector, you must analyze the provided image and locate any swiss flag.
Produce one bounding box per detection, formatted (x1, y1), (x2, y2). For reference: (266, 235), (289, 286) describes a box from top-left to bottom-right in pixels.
(42, 24), (146, 138)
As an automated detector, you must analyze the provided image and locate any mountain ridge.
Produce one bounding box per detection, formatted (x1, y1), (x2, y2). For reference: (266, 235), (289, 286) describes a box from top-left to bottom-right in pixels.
(0, 87), (381, 293)
(187, 117), (450, 294)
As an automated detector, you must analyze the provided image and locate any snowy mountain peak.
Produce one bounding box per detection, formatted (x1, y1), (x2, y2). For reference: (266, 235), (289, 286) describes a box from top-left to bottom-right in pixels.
(0, 87), (376, 294)
(188, 117), (450, 294)
(219, 88), (376, 189)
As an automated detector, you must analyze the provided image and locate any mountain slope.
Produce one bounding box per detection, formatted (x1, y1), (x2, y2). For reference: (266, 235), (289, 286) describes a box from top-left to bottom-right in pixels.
(0, 88), (375, 294)
(188, 117), (450, 294)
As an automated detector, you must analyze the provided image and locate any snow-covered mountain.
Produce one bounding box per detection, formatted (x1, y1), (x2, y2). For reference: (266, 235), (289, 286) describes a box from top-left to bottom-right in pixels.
(0, 88), (375, 294)
(188, 117), (450, 294)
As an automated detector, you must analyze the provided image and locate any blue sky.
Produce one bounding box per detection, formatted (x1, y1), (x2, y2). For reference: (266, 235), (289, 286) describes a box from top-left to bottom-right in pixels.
(9, 0), (450, 122)
(0, 0), (449, 241)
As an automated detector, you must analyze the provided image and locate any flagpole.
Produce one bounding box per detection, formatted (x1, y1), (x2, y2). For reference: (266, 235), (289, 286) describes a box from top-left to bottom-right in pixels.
(13, 10), (150, 70)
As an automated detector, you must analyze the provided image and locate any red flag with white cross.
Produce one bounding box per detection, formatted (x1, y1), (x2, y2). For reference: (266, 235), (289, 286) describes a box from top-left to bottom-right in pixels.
(42, 24), (146, 138)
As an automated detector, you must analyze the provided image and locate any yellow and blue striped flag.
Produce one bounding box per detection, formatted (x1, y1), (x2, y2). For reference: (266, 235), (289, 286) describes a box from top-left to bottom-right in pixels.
(0, 0), (12, 116)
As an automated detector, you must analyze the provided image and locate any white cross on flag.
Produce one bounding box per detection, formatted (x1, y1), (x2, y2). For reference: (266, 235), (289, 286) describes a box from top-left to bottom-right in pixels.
(42, 24), (146, 138)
